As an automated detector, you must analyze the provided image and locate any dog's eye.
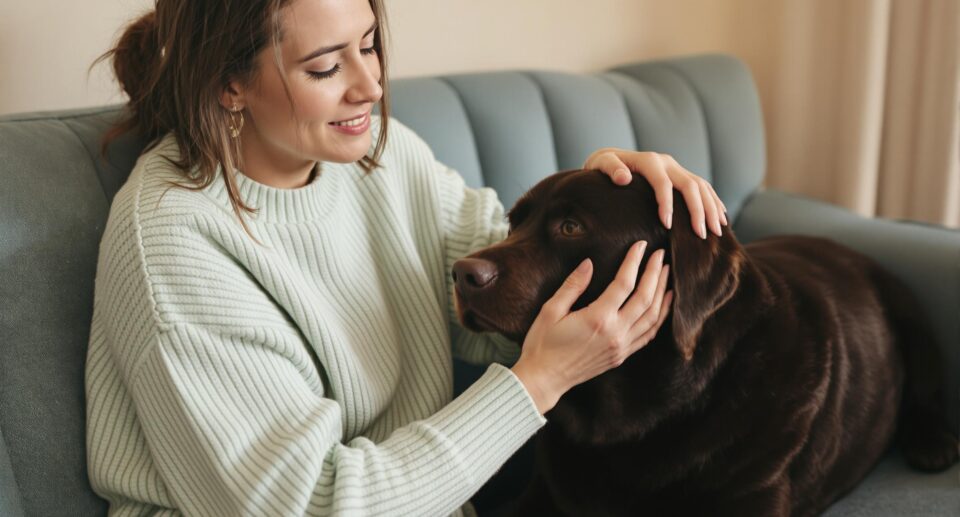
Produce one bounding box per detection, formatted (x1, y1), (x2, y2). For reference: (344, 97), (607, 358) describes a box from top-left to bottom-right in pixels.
(560, 219), (584, 237)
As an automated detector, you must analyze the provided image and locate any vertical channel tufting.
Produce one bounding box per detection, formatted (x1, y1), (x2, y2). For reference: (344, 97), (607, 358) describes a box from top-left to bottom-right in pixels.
(519, 72), (563, 176)
(441, 72), (559, 209)
(387, 78), (485, 188)
(524, 71), (636, 171)
(599, 68), (713, 184)
(655, 57), (766, 219)
(609, 55), (766, 219)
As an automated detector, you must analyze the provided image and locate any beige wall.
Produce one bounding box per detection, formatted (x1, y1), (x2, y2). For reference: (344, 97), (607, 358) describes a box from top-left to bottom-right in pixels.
(0, 0), (151, 115)
(0, 0), (779, 117)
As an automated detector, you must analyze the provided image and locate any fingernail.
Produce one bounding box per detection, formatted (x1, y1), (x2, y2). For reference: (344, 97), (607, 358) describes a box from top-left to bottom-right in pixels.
(700, 223), (707, 240)
(616, 169), (631, 183)
(574, 258), (591, 274)
(637, 240), (648, 253)
(664, 211), (673, 229)
(658, 249), (666, 264)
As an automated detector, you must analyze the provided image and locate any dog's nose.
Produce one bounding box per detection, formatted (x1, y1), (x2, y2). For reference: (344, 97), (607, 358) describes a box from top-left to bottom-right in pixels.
(452, 258), (499, 294)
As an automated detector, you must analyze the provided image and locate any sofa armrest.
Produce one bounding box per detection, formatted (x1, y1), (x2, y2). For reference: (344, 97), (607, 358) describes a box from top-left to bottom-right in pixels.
(733, 189), (960, 432)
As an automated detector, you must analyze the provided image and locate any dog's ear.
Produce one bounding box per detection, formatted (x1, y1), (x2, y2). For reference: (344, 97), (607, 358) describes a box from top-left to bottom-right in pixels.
(667, 193), (744, 361)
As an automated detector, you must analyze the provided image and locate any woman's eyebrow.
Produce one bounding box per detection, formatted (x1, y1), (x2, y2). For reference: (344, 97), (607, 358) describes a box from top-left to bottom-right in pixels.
(297, 20), (378, 63)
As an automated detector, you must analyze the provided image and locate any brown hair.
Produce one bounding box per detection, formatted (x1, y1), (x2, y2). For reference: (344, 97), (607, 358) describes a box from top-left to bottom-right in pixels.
(94, 0), (390, 232)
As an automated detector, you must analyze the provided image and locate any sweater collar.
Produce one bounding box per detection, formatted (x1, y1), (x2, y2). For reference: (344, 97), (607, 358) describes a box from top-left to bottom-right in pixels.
(204, 159), (346, 224)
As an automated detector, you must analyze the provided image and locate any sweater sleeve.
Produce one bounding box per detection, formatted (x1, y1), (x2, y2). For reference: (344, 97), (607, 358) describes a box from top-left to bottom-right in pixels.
(431, 159), (525, 366)
(384, 117), (523, 366)
(89, 161), (547, 516)
(129, 323), (544, 516)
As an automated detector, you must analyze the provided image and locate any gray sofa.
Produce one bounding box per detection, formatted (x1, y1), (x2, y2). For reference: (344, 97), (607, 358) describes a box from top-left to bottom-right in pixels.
(1, 54), (957, 516)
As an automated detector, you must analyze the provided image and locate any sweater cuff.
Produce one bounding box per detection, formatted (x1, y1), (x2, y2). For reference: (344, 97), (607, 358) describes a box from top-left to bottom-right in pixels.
(429, 363), (546, 484)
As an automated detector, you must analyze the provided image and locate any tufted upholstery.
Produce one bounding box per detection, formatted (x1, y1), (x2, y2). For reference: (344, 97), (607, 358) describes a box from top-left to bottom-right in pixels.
(1, 54), (957, 516)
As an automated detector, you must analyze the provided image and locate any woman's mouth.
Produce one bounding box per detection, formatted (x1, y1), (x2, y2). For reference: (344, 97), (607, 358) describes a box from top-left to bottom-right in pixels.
(328, 112), (370, 135)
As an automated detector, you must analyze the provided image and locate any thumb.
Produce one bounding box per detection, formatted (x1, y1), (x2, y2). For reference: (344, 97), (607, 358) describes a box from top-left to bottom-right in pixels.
(544, 259), (593, 321)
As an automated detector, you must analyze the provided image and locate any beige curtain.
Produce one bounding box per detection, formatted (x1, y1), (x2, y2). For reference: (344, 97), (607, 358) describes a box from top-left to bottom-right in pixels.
(765, 0), (960, 228)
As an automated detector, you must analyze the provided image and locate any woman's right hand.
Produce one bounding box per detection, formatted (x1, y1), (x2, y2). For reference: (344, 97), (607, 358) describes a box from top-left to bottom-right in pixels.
(510, 241), (672, 414)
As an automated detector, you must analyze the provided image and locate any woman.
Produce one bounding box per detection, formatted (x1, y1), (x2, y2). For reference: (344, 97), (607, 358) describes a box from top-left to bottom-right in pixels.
(85, 0), (727, 515)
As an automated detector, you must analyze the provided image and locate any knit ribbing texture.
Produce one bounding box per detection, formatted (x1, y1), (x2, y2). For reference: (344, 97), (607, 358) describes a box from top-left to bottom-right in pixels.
(85, 117), (545, 516)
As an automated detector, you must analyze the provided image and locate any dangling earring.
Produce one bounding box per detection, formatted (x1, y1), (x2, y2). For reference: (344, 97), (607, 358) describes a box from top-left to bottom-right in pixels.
(228, 104), (244, 138)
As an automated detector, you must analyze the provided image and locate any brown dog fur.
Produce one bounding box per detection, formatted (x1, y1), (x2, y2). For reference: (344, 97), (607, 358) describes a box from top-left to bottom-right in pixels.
(452, 170), (958, 516)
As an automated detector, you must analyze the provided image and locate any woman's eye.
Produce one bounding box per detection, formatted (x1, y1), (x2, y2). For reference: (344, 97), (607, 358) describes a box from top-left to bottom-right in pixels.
(560, 219), (584, 237)
(307, 46), (375, 81)
(307, 64), (341, 81)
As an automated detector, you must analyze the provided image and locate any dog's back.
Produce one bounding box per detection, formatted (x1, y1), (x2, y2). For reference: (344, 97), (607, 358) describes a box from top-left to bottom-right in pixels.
(524, 235), (957, 516)
(745, 236), (905, 514)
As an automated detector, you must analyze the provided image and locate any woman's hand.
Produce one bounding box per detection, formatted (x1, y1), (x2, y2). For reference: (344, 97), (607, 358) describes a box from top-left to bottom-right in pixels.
(584, 148), (727, 239)
(511, 241), (672, 414)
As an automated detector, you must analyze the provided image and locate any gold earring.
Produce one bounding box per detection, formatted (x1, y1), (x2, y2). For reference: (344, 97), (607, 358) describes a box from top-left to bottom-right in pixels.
(228, 104), (244, 138)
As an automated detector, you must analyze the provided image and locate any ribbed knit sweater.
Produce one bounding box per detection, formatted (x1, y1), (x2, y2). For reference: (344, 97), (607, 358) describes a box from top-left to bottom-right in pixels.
(84, 117), (546, 517)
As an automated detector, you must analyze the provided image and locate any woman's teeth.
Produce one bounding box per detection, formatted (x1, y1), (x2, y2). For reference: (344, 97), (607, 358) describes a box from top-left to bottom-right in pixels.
(332, 115), (365, 127)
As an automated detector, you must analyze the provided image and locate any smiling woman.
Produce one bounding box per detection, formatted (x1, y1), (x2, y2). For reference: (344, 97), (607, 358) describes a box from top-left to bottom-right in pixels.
(95, 0), (390, 219)
(84, 0), (723, 516)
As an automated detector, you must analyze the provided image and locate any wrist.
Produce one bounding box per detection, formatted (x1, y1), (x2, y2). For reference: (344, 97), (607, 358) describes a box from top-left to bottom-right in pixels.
(510, 360), (563, 414)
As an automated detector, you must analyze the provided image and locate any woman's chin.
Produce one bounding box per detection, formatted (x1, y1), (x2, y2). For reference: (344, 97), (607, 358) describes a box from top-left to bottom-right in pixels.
(319, 136), (373, 164)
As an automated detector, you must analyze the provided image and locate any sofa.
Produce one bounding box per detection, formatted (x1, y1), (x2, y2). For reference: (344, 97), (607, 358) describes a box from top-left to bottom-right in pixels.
(1, 53), (957, 516)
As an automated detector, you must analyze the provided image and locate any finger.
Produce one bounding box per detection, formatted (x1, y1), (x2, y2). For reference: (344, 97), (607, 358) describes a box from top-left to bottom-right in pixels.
(626, 264), (669, 339)
(615, 248), (665, 323)
(713, 190), (730, 226)
(630, 290), (673, 351)
(591, 152), (632, 185)
(540, 258), (593, 323)
(713, 190), (729, 226)
(620, 255), (668, 324)
(698, 180), (722, 237)
(589, 241), (648, 314)
(678, 179), (707, 239)
(622, 153), (673, 229)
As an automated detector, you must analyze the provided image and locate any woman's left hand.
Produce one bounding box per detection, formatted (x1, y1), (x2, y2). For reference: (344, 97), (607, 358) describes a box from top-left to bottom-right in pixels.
(584, 148), (727, 239)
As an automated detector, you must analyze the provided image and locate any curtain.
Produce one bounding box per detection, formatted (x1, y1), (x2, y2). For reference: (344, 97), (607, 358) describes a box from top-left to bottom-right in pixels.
(766, 0), (959, 228)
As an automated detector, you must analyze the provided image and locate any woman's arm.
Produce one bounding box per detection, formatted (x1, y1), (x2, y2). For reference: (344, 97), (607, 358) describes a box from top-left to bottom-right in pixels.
(124, 324), (543, 516)
(87, 204), (545, 517)
(431, 161), (524, 365)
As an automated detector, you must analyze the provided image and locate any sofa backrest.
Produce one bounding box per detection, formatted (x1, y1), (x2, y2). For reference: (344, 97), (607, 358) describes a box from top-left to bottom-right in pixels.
(0, 53), (764, 516)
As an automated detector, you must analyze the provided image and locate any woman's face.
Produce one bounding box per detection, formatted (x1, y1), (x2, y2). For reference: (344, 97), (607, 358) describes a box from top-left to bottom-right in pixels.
(233, 0), (382, 177)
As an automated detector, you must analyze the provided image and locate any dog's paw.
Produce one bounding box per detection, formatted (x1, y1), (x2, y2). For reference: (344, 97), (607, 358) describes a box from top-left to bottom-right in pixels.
(901, 424), (959, 472)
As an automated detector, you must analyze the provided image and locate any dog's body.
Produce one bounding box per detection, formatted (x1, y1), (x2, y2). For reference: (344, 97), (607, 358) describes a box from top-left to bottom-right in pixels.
(527, 236), (907, 516)
(451, 170), (958, 516)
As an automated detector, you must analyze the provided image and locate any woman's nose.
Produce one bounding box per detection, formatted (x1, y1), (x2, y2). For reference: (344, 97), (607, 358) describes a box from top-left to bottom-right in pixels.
(346, 57), (383, 104)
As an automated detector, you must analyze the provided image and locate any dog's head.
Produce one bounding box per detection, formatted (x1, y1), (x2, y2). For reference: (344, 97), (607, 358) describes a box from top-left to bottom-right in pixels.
(453, 169), (745, 362)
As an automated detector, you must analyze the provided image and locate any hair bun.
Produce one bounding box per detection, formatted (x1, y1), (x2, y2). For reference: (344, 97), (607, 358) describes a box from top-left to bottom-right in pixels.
(112, 11), (160, 103)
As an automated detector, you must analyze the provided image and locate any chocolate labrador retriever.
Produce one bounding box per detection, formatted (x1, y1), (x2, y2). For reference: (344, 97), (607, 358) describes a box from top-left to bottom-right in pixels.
(452, 169), (958, 516)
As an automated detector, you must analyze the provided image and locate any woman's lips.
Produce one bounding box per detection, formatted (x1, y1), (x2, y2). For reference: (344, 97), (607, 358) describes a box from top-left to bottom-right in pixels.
(328, 112), (370, 135)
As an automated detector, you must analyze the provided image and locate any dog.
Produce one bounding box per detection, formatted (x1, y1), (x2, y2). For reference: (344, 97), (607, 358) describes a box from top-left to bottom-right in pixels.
(451, 169), (958, 516)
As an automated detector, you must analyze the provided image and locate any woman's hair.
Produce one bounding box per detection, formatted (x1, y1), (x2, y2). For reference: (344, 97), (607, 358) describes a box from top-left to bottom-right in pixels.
(94, 0), (390, 231)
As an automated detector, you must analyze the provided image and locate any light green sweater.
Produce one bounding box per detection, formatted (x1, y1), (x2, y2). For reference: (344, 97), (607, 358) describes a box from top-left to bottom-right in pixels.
(84, 117), (546, 516)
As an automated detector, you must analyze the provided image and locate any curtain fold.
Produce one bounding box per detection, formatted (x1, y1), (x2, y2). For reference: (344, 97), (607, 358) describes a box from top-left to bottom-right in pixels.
(766, 0), (959, 228)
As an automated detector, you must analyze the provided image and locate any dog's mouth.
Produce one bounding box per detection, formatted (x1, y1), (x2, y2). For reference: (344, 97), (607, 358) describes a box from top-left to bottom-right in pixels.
(460, 305), (502, 334)
(454, 287), (510, 334)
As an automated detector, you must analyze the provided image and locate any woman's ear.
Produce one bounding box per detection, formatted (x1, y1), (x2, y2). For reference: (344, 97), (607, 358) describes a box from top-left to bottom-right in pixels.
(668, 192), (744, 361)
(219, 81), (245, 110)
